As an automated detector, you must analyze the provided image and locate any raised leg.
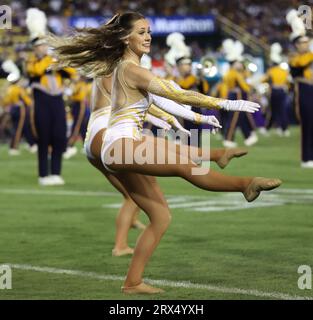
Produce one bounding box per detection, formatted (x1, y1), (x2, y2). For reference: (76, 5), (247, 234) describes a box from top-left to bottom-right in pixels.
(105, 136), (281, 201)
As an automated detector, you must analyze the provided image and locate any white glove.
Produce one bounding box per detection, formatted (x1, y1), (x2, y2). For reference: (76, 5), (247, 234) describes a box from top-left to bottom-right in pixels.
(201, 115), (222, 128)
(171, 117), (191, 136)
(219, 100), (260, 113)
(145, 113), (172, 131)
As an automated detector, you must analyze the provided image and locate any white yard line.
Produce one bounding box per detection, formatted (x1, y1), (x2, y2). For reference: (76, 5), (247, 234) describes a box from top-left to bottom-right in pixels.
(0, 187), (312, 197)
(0, 188), (117, 197)
(5, 263), (312, 300)
(273, 189), (313, 195)
(1, 187), (312, 213)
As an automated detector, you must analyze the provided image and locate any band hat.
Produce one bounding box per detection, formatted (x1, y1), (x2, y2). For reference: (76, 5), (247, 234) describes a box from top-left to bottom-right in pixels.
(270, 42), (283, 64)
(26, 8), (48, 46)
(165, 32), (191, 66)
(293, 35), (310, 44)
(1, 60), (21, 82)
(31, 37), (47, 46)
(286, 9), (307, 43)
(140, 54), (152, 70)
(222, 39), (244, 62)
(176, 57), (192, 65)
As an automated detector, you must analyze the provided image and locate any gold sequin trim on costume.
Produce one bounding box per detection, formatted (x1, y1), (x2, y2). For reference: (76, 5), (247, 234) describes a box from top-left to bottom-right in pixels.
(147, 77), (223, 110)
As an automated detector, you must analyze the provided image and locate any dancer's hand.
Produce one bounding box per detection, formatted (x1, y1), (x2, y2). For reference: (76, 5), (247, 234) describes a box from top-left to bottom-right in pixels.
(145, 113), (172, 131)
(171, 118), (191, 136)
(219, 100), (260, 113)
(159, 120), (172, 131)
(202, 115), (222, 128)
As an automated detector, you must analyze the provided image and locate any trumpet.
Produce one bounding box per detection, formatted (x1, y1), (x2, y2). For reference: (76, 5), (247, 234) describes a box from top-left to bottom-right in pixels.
(196, 55), (218, 78)
(242, 54), (258, 73)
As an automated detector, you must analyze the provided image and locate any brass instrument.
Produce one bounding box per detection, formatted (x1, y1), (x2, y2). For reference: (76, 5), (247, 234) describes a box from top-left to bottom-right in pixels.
(196, 55), (218, 78)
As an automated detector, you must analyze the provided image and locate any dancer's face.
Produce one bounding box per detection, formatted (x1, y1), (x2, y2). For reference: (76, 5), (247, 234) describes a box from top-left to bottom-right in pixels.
(128, 19), (152, 56)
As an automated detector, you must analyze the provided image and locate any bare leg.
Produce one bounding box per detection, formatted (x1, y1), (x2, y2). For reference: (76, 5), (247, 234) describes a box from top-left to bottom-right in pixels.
(170, 139), (248, 168)
(107, 136), (251, 191)
(116, 172), (170, 293)
(91, 135), (280, 294)
(90, 157), (167, 293)
(105, 136), (281, 200)
(89, 130), (142, 256)
(210, 148), (248, 169)
(113, 198), (138, 256)
(131, 211), (146, 230)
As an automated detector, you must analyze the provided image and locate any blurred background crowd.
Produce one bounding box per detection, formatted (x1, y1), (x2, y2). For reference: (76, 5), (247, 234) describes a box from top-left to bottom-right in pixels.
(1, 0), (313, 184)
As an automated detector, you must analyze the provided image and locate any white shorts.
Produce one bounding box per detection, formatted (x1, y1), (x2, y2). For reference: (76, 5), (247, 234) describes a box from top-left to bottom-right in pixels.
(84, 107), (110, 160)
(101, 125), (142, 173)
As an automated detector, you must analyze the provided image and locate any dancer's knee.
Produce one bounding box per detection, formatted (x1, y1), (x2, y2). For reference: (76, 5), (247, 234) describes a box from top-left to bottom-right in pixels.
(153, 209), (172, 233)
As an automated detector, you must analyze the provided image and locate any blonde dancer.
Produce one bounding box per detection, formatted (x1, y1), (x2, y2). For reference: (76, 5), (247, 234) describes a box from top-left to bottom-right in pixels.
(50, 12), (281, 294)
(86, 76), (247, 256)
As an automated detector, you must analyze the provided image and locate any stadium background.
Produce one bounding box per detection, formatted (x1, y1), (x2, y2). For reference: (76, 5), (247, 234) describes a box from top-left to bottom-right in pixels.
(0, 0), (313, 300)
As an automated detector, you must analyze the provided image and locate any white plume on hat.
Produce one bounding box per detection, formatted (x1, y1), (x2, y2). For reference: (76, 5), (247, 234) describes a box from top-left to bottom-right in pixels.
(286, 9), (306, 41)
(140, 54), (152, 70)
(26, 8), (48, 41)
(222, 39), (244, 62)
(270, 42), (283, 64)
(1, 60), (21, 82)
(164, 32), (191, 66)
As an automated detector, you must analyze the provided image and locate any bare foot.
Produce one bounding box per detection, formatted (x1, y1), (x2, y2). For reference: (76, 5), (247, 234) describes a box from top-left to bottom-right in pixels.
(216, 148), (248, 169)
(131, 220), (146, 230)
(112, 247), (134, 257)
(243, 177), (282, 202)
(121, 282), (164, 294)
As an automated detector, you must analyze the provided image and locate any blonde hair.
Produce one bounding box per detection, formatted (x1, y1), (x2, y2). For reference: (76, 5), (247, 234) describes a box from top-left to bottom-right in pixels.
(48, 12), (145, 77)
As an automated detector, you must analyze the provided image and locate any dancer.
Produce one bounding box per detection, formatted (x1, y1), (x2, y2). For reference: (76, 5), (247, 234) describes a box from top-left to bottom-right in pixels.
(50, 12), (282, 294)
(85, 75), (248, 256)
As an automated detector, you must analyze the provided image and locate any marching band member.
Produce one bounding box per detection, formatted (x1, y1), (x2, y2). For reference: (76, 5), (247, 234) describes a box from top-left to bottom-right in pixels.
(221, 39), (258, 148)
(63, 74), (89, 159)
(1, 60), (36, 155)
(174, 56), (210, 147)
(25, 8), (76, 185)
(263, 43), (290, 136)
(164, 32), (209, 146)
(287, 9), (313, 168)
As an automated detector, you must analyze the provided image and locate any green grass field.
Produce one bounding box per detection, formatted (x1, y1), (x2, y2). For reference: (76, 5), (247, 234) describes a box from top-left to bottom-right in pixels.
(0, 126), (312, 300)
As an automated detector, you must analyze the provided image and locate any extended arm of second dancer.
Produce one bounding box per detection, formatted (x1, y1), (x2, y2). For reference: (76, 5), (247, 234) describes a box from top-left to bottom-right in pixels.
(125, 64), (260, 113)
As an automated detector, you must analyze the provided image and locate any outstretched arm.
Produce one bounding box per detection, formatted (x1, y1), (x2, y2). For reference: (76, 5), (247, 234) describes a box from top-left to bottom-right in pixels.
(144, 112), (172, 131)
(150, 94), (221, 128)
(148, 104), (190, 135)
(125, 64), (260, 113)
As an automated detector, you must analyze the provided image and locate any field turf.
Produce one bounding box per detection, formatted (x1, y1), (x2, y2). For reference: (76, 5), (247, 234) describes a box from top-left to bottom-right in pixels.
(0, 126), (312, 300)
